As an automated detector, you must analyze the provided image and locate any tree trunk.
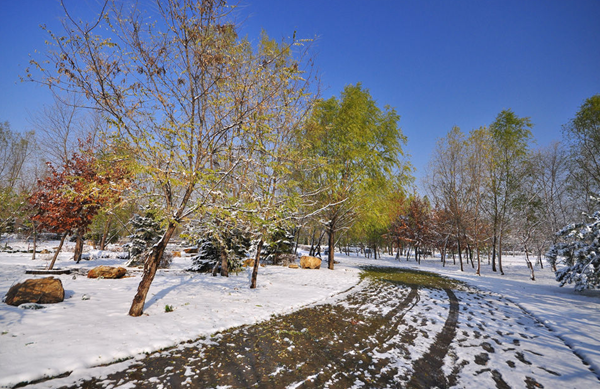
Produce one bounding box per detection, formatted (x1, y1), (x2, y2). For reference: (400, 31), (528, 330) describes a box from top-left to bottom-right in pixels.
(74, 230), (84, 263)
(309, 229), (316, 256)
(457, 239), (464, 271)
(491, 234), (497, 272)
(525, 247), (535, 281)
(327, 227), (335, 270)
(99, 215), (113, 250)
(250, 239), (263, 289)
(498, 233), (504, 275)
(31, 222), (37, 261)
(129, 223), (177, 317)
(220, 249), (229, 277)
(48, 233), (67, 270)
(442, 238), (447, 267)
(468, 243), (474, 268)
(476, 245), (481, 276)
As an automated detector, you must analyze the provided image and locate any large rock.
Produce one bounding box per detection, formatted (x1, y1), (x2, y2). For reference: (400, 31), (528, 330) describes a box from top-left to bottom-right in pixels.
(300, 256), (322, 269)
(4, 277), (65, 306)
(87, 266), (127, 279)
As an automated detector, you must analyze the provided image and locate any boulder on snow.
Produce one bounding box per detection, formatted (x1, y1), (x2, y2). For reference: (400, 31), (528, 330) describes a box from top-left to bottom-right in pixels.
(4, 277), (65, 306)
(87, 266), (127, 279)
(300, 256), (321, 269)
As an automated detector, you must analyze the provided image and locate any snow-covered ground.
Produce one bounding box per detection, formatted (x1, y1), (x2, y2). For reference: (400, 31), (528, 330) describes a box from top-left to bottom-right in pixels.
(0, 240), (599, 388)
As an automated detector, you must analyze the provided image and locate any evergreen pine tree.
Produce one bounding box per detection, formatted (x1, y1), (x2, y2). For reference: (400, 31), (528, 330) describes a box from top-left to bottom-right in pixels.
(547, 196), (600, 291)
(126, 209), (165, 267)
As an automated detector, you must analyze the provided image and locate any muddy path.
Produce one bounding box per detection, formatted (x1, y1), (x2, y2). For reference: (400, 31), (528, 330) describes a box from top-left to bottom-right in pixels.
(27, 267), (599, 389)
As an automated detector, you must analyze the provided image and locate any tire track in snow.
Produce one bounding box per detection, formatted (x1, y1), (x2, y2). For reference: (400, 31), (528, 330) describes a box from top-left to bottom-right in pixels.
(406, 287), (459, 388)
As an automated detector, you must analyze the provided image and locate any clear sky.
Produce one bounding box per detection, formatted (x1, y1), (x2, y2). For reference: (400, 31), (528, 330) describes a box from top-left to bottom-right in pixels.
(1, 0), (599, 184)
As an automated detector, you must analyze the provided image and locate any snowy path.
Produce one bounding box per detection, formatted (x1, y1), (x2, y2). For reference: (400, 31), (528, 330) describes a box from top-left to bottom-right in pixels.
(29, 268), (599, 389)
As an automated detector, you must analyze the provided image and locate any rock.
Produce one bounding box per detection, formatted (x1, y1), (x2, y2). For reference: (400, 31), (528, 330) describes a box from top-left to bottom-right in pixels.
(4, 277), (65, 306)
(300, 256), (322, 269)
(288, 264), (299, 269)
(87, 266), (127, 279)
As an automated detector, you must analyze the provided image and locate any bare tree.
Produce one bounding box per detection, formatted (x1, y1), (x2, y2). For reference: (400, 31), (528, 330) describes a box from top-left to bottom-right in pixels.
(29, 94), (95, 166)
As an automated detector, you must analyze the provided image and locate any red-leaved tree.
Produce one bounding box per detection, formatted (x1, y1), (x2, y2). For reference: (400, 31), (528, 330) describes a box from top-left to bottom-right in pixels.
(29, 140), (128, 269)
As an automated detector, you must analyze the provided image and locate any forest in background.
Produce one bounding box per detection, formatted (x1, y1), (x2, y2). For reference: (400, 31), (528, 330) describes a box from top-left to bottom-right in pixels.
(1, 0), (599, 314)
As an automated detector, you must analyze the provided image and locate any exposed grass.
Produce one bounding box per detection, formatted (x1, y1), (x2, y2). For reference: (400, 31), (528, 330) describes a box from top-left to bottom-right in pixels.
(361, 266), (468, 290)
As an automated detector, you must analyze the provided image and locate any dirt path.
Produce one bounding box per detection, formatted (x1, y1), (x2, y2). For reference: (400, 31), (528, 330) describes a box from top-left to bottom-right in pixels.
(25, 267), (599, 389)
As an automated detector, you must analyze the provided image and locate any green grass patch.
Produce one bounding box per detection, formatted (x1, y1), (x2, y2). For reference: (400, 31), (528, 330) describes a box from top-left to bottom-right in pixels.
(361, 266), (467, 290)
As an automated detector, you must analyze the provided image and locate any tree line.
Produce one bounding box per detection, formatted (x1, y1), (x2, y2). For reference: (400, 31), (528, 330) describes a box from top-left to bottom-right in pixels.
(380, 96), (599, 284)
(2, 0), (598, 316)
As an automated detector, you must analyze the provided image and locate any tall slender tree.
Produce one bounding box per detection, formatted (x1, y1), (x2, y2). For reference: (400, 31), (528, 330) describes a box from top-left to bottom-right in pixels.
(486, 109), (532, 274)
(302, 83), (410, 270)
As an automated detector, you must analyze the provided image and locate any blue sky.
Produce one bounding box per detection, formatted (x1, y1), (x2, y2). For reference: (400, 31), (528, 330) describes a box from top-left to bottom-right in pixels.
(1, 0), (599, 183)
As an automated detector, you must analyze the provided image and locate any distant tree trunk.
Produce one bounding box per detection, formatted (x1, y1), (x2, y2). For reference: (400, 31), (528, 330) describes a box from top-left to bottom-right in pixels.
(441, 247), (446, 267)
(250, 238), (263, 289)
(48, 233), (67, 270)
(457, 238), (464, 271)
(476, 245), (481, 276)
(491, 234), (498, 272)
(99, 215), (113, 250)
(467, 243), (474, 268)
(74, 229), (84, 263)
(220, 249), (229, 277)
(327, 226), (335, 270)
(525, 246), (535, 281)
(498, 233), (505, 275)
(31, 222), (38, 261)
(442, 238), (448, 267)
(294, 226), (302, 255)
(309, 229), (316, 256)
(129, 222), (177, 317)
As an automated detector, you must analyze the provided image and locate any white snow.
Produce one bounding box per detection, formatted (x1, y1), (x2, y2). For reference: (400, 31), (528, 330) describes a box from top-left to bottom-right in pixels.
(1, 240), (599, 388)
(0, 241), (358, 388)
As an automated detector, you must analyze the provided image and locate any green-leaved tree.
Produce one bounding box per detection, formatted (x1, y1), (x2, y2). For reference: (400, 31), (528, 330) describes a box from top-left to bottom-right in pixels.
(302, 83), (411, 269)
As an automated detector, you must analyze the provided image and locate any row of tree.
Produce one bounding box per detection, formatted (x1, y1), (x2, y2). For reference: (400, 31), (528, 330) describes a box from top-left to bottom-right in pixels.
(378, 95), (599, 284)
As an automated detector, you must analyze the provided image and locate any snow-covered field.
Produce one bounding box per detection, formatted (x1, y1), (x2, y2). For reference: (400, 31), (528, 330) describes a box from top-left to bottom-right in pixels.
(0, 240), (599, 388)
